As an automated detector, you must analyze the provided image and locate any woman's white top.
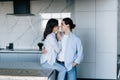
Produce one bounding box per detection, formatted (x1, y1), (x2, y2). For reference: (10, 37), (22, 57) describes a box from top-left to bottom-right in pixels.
(40, 33), (60, 65)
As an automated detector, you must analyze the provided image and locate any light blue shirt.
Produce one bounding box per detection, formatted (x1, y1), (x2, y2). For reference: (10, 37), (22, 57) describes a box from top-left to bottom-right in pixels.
(57, 32), (83, 71)
(40, 33), (60, 65)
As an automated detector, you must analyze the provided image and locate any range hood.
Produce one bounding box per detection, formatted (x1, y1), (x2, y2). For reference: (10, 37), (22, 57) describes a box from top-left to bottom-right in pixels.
(8, 0), (34, 16)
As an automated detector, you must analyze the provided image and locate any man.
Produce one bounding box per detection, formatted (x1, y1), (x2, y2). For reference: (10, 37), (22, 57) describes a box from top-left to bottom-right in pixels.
(56, 18), (83, 80)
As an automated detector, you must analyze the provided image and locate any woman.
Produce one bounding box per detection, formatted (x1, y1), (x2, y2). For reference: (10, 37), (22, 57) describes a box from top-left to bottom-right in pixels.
(40, 18), (66, 80)
(57, 18), (83, 80)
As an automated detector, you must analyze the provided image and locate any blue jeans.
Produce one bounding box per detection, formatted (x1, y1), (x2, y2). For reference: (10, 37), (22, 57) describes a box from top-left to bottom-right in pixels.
(41, 62), (66, 80)
(67, 67), (77, 80)
(57, 61), (77, 80)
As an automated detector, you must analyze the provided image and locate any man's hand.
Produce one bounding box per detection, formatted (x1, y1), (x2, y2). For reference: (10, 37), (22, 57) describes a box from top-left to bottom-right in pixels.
(56, 32), (62, 41)
(72, 62), (78, 67)
(41, 47), (47, 54)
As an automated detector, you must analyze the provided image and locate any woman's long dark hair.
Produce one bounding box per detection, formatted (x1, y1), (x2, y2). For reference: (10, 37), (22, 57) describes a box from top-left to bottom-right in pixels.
(42, 18), (58, 41)
(63, 18), (76, 31)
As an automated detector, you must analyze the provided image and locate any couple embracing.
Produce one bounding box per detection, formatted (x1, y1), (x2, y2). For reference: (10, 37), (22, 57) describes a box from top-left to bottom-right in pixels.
(40, 18), (83, 80)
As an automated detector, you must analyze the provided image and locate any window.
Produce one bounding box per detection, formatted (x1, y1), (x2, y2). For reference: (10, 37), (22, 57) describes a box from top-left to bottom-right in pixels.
(40, 13), (71, 29)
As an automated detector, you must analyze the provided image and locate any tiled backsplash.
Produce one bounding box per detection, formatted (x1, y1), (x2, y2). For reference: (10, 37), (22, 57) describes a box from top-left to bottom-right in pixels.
(0, 15), (42, 49)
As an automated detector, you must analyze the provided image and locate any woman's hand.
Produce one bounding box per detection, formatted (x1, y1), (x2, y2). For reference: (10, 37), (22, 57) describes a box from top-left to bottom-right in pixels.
(56, 32), (62, 41)
(41, 47), (47, 54)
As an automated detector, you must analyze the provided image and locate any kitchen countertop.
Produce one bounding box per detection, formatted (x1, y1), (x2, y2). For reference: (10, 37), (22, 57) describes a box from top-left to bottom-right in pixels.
(0, 68), (53, 77)
(0, 49), (41, 53)
(0, 62), (54, 80)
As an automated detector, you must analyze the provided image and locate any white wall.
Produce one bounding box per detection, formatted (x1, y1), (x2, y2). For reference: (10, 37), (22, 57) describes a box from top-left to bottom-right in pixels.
(75, 0), (117, 79)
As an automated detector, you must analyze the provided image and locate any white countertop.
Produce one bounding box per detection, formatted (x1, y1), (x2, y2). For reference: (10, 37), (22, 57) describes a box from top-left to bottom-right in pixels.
(0, 62), (54, 80)
(0, 49), (41, 53)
